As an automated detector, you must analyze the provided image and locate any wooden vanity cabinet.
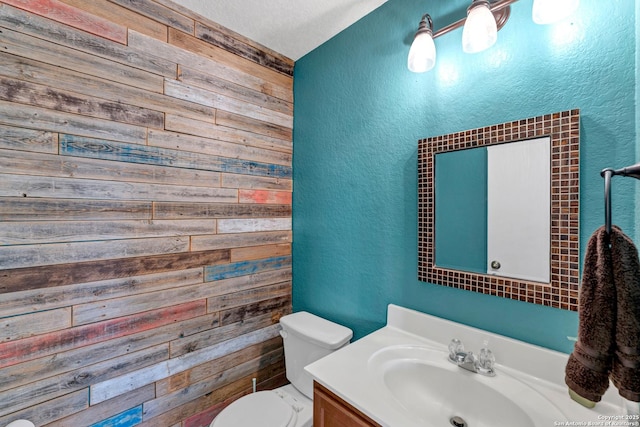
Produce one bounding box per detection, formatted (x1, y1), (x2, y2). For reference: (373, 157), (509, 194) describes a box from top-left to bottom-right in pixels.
(313, 382), (381, 427)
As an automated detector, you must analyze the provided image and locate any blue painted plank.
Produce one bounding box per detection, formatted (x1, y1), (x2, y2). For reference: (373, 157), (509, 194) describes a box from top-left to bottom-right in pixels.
(89, 405), (142, 427)
(204, 255), (292, 281)
(59, 134), (292, 179)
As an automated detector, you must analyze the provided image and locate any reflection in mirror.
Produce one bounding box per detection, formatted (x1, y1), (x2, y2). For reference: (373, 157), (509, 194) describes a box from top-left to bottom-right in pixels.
(435, 137), (551, 283)
(418, 111), (580, 311)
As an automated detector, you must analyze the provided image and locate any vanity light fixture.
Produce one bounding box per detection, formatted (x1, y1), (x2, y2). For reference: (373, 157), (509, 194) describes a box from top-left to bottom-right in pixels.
(462, 0), (498, 54)
(408, 0), (579, 72)
(407, 14), (436, 72)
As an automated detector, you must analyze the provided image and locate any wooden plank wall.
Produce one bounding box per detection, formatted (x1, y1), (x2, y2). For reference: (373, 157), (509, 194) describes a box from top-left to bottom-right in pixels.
(0, 0), (294, 425)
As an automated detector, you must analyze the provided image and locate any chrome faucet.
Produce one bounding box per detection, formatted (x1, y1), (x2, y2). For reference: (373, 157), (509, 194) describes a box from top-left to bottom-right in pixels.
(448, 339), (496, 376)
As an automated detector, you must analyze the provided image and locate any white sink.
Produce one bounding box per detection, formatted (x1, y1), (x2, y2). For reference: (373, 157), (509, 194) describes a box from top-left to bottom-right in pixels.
(306, 305), (625, 427)
(368, 345), (566, 427)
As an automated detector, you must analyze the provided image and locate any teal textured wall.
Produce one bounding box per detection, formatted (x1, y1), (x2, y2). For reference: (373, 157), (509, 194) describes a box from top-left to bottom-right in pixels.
(292, 0), (637, 353)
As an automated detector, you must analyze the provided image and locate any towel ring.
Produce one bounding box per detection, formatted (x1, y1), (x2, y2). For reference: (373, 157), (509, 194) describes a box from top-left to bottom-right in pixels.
(600, 162), (640, 235)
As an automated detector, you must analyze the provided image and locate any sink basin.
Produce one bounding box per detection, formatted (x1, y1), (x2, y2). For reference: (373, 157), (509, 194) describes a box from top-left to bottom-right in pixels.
(368, 345), (565, 427)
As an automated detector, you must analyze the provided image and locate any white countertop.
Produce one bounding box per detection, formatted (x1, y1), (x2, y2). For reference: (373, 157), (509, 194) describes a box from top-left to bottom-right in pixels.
(305, 304), (628, 427)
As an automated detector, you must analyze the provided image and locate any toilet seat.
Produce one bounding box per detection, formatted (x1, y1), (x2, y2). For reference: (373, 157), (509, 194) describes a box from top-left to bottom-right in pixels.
(211, 390), (298, 427)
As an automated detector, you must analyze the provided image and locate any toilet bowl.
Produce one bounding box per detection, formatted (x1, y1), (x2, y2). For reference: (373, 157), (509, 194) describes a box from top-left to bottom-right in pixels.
(210, 311), (352, 427)
(212, 384), (312, 427)
(6, 421), (35, 427)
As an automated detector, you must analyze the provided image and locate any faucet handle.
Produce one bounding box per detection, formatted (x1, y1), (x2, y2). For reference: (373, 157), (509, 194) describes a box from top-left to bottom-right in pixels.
(463, 351), (477, 365)
(448, 338), (464, 361)
(477, 347), (496, 375)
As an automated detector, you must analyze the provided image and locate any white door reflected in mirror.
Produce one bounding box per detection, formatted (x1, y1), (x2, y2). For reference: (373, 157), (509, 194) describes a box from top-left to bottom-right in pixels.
(487, 137), (550, 283)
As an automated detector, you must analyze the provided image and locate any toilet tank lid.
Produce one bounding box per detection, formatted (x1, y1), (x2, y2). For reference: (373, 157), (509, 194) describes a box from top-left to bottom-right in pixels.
(280, 312), (353, 349)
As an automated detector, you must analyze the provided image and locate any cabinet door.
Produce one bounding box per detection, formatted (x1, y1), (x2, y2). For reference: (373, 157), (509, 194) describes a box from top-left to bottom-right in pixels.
(313, 382), (380, 427)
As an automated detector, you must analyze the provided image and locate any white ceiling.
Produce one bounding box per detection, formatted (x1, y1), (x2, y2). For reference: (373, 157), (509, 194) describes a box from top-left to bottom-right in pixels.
(172, 0), (388, 61)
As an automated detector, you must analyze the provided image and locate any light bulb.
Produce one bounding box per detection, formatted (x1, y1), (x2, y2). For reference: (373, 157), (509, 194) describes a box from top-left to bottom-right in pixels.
(532, 0), (579, 24)
(462, 1), (497, 54)
(408, 30), (436, 73)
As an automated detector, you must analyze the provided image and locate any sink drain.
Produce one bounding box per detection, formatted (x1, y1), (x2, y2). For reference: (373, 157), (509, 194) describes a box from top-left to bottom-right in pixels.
(450, 416), (467, 427)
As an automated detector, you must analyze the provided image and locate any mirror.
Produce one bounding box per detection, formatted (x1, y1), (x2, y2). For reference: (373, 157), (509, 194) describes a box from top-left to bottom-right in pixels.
(435, 137), (550, 283)
(418, 110), (580, 311)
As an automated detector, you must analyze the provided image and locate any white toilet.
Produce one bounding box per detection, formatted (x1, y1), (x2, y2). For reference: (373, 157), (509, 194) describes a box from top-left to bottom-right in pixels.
(210, 311), (353, 427)
(6, 421), (34, 427)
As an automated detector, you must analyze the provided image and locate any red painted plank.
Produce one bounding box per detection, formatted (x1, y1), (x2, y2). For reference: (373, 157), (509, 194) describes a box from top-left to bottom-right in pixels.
(0, 300), (206, 369)
(238, 190), (292, 205)
(2, 0), (128, 44)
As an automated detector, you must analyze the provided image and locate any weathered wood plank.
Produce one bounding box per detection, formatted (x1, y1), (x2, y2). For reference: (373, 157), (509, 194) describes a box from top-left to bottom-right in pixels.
(155, 336), (282, 397)
(195, 21), (293, 76)
(230, 243), (291, 262)
(219, 295), (291, 326)
(204, 268), (292, 299)
(0, 100), (147, 145)
(239, 189), (292, 205)
(0, 173), (237, 202)
(0, 249), (230, 294)
(0, 235), (190, 270)
(155, 361), (285, 427)
(178, 65), (292, 116)
(165, 113), (292, 153)
(217, 218), (292, 234)
(0, 149), (222, 189)
(90, 324), (280, 404)
(191, 231), (292, 253)
(0, 268), (203, 319)
(168, 312), (279, 359)
(143, 346), (284, 419)
(207, 283), (291, 314)
(72, 279), (222, 326)
(153, 202), (291, 220)
(0, 52), (213, 121)
(0, 344), (168, 417)
(221, 173), (293, 191)
(148, 129), (292, 166)
(0, 24), (163, 94)
(0, 301), (203, 369)
(44, 384), (155, 427)
(0, 76), (164, 129)
(0, 4), (177, 78)
(0, 389), (87, 427)
(2, 0), (128, 44)
(153, 0), (293, 71)
(216, 109), (292, 142)
(0, 197), (152, 222)
(0, 219), (216, 245)
(0, 149), (220, 188)
(91, 405), (143, 427)
(58, 0), (168, 41)
(60, 134), (292, 179)
(1, 307), (71, 342)
(164, 78), (293, 129)
(0, 124), (57, 153)
(0, 314), (217, 392)
(128, 30), (292, 103)
(204, 255), (292, 282)
(168, 28), (292, 96)
(108, 0), (194, 34)
(139, 374), (246, 427)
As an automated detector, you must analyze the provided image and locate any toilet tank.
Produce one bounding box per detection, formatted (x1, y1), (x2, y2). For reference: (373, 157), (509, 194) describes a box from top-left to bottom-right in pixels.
(279, 311), (353, 399)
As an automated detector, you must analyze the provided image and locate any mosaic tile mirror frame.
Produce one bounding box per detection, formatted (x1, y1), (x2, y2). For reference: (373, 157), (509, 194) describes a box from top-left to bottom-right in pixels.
(417, 110), (580, 311)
